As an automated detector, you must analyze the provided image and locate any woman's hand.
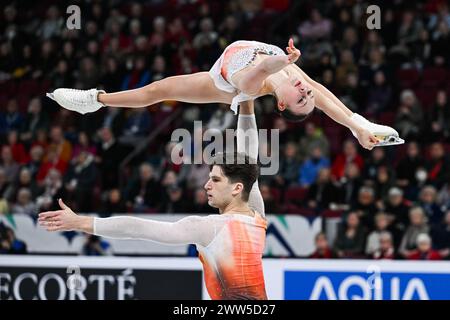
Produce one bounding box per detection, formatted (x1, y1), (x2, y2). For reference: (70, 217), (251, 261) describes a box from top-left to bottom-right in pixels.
(356, 128), (379, 150)
(286, 38), (301, 64)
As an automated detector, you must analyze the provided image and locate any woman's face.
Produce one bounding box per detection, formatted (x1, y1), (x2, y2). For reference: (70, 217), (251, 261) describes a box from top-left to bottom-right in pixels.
(376, 215), (388, 230)
(347, 213), (359, 228)
(277, 76), (315, 115)
(410, 210), (424, 225)
(79, 132), (88, 146)
(437, 91), (447, 105)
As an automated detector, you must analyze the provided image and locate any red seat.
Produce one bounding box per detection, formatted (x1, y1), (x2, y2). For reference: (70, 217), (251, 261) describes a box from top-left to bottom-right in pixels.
(324, 126), (344, 156)
(0, 94), (9, 108)
(415, 87), (438, 110)
(321, 209), (344, 218)
(282, 203), (315, 216)
(18, 80), (40, 96)
(444, 143), (450, 154)
(270, 187), (281, 203)
(393, 143), (408, 167)
(282, 203), (303, 214)
(284, 186), (309, 203)
(396, 68), (420, 89)
(40, 80), (51, 94)
(377, 111), (396, 126)
(17, 95), (30, 113)
(295, 207), (316, 217)
(421, 67), (447, 88)
(1, 80), (17, 95)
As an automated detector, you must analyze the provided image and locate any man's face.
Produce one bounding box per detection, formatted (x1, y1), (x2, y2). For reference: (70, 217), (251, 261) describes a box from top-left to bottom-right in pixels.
(169, 189), (182, 201)
(430, 143), (444, 159)
(343, 141), (356, 156)
(407, 143), (419, 157)
(345, 163), (360, 178)
(204, 165), (237, 209)
(317, 168), (330, 182)
(420, 188), (435, 203)
(316, 235), (328, 250)
(285, 144), (296, 158)
(418, 241), (431, 253)
(1, 146), (12, 162)
(51, 127), (63, 143)
(373, 147), (384, 161)
(101, 128), (112, 142)
(358, 191), (374, 205)
(410, 211), (423, 225)
(347, 213), (359, 228)
(380, 237), (392, 251)
(311, 146), (322, 159)
(445, 211), (450, 225)
(389, 194), (402, 206)
(376, 216), (388, 230)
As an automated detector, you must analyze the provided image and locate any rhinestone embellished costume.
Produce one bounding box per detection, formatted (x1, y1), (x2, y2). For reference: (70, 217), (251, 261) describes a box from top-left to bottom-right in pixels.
(209, 40), (285, 114)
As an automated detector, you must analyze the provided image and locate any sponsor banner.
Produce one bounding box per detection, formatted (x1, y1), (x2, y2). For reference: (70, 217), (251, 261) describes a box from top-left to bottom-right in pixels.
(276, 260), (450, 300)
(285, 271), (450, 300)
(0, 256), (202, 300)
(3, 256), (448, 300)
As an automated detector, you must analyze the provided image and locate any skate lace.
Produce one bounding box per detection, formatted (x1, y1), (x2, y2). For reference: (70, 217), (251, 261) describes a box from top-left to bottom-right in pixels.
(66, 89), (97, 106)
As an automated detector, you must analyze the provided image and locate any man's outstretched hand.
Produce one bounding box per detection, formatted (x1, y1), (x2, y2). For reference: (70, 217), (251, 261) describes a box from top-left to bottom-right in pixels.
(38, 199), (91, 232)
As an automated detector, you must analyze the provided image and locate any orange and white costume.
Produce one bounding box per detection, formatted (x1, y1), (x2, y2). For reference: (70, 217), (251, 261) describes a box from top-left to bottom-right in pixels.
(209, 40), (285, 115)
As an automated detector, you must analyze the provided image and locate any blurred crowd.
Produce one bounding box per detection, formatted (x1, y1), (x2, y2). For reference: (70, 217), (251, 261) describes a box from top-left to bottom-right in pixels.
(0, 0), (450, 258)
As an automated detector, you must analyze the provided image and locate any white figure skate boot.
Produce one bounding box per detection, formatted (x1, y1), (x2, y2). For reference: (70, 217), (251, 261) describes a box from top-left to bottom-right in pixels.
(350, 113), (405, 146)
(46, 88), (106, 115)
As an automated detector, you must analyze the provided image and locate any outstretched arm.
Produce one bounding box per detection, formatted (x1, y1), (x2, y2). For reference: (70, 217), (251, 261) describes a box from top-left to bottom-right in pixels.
(237, 101), (265, 217)
(38, 199), (215, 247)
(293, 67), (378, 150)
(295, 67), (354, 117)
(313, 89), (378, 150)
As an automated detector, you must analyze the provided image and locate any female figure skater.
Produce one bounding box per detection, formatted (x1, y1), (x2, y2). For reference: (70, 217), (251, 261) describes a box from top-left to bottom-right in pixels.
(47, 39), (404, 150)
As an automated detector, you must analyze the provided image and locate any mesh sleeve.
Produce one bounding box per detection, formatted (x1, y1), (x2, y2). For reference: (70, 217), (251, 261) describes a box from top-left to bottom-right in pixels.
(237, 114), (265, 217)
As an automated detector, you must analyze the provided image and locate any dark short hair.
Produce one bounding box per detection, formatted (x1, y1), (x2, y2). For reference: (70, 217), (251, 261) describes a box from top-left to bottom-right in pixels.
(275, 107), (313, 122)
(210, 152), (259, 202)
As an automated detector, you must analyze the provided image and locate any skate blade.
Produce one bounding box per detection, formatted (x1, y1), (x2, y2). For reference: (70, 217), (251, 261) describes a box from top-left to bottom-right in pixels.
(374, 134), (405, 147)
(46, 92), (55, 101)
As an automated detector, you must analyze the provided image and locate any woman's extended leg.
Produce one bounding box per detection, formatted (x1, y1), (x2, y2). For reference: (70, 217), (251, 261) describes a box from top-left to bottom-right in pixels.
(98, 72), (234, 107)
